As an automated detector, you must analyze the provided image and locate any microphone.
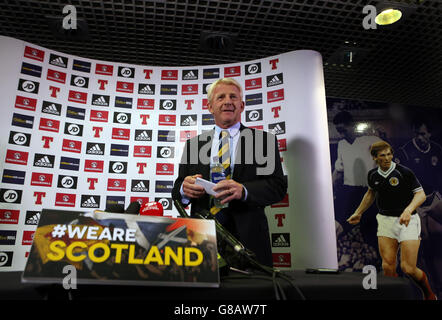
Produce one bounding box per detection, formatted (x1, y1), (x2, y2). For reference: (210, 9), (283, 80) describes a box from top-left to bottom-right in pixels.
(139, 201), (164, 216)
(125, 201), (141, 215)
(173, 199), (190, 218)
(173, 200), (250, 257)
(173, 199), (275, 274)
(171, 201), (304, 300)
(105, 203), (125, 213)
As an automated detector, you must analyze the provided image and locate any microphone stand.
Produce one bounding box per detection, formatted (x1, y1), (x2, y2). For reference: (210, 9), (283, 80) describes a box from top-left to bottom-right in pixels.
(173, 199), (306, 300)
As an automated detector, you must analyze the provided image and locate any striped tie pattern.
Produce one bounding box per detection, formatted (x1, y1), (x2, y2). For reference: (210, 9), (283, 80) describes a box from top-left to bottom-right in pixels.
(210, 130), (231, 216)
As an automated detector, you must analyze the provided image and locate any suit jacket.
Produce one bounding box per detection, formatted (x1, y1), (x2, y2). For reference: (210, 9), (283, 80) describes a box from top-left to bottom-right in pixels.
(172, 124), (287, 266)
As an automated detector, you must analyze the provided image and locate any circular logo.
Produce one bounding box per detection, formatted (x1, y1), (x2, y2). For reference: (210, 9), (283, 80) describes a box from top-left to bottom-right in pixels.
(120, 67), (133, 77)
(67, 123), (80, 135)
(13, 133), (28, 145)
(0, 252), (9, 267)
(61, 176), (75, 188)
(21, 80), (35, 92)
(3, 190), (18, 203)
(158, 198), (170, 209)
(162, 100), (174, 110)
(248, 64), (259, 74)
(389, 177), (399, 186)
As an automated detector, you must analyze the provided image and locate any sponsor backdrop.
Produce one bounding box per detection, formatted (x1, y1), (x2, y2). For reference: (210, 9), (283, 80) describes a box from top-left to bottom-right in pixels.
(0, 36), (337, 272)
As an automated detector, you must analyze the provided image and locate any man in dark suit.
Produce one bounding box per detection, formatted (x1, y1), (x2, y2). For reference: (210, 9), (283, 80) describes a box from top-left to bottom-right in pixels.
(172, 78), (287, 267)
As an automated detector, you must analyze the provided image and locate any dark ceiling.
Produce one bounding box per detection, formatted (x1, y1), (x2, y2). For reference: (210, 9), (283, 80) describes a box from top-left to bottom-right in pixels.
(0, 0), (441, 108)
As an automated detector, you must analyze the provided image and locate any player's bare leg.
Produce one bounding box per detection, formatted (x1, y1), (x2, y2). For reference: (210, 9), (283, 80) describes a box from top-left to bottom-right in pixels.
(401, 240), (436, 300)
(378, 236), (399, 277)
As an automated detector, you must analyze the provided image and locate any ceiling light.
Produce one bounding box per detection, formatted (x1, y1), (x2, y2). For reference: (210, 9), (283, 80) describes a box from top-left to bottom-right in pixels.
(374, 1), (417, 28)
(375, 8), (402, 25)
(356, 123), (369, 133)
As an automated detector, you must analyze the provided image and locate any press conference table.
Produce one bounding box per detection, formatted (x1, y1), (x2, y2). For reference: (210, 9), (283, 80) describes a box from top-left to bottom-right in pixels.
(0, 270), (421, 300)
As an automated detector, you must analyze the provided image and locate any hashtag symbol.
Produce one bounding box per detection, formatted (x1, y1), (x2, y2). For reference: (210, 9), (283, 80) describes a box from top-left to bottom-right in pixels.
(52, 224), (67, 238)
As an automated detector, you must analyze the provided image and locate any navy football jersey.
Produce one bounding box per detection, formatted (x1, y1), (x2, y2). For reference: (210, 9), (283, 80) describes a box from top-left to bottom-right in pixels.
(397, 139), (442, 194)
(367, 163), (423, 217)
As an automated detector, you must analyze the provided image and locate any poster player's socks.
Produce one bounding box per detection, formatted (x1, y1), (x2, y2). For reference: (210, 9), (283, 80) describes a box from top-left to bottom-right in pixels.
(417, 272), (437, 300)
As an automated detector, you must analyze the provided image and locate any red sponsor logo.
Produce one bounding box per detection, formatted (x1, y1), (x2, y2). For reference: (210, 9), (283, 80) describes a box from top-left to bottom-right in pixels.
(184, 100), (194, 110)
(275, 213), (286, 227)
(87, 178), (98, 190)
(271, 106), (281, 118)
(90, 109), (109, 122)
(130, 196), (149, 206)
(107, 178), (126, 192)
(39, 117), (60, 133)
(140, 114), (150, 125)
(97, 79), (108, 90)
(0, 209), (20, 224)
(68, 90), (87, 104)
(42, 136), (54, 149)
(202, 98), (208, 110)
(137, 98), (155, 110)
(245, 78), (262, 90)
(34, 191), (46, 205)
(30, 172), (53, 187)
(24, 46), (44, 62)
(161, 70), (178, 80)
(269, 58), (279, 70)
(62, 139), (82, 153)
(143, 69), (153, 79)
(181, 84), (198, 95)
(158, 114), (176, 126)
(22, 231), (35, 245)
(5, 149), (29, 165)
(267, 89), (284, 103)
(271, 194), (289, 208)
(156, 163), (174, 175)
(249, 125), (263, 130)
(47, 69), (67, 84)
(84, 159), (104, 173)
(272, 253), (291, 268)
(112, 128), (130, 140)
(137, 163), (147, 174)
(180, 130), (197, 142)
(224, 66), (241, 77)
(278, 138), (287, 152)
(55, 193), (76, 207)
(96, 63), (114, 76)
(49, 86), (60, 98)
(133, 145), (152, 157)
(15, 95), (37, 111)
(116, 81), (134, 93)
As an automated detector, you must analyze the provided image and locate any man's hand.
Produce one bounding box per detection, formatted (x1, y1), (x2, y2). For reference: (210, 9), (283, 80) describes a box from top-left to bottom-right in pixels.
(182, 174), (206, 199)
(399, 210), (412, 227)
(347, 212), (362, 225)
(213, 179), (244, 204)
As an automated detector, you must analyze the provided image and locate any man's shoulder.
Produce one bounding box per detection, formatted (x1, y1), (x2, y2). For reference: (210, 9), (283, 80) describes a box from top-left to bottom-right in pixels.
(356, 135), (381, 144)
(367, 167), (378, 177)
(400, 139), (414, 152)
(240, 124), (275, 138)
(430, 140), (442, 153)
(394, 163), (415, 176)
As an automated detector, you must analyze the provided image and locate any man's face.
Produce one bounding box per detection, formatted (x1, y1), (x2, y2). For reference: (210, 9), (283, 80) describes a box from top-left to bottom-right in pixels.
(335, 122), (353, 138)
(373, 147), (393, 171)
(415, 124), (431, 147)
(207, 83), (245, 129)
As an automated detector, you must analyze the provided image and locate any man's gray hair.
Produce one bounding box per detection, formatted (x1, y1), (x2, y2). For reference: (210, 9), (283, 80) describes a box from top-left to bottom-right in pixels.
(207, 78), (243, 103)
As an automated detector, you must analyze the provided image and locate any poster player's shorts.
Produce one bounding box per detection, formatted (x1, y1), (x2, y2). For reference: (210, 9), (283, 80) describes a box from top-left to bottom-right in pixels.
(376, 213), (421, 242)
